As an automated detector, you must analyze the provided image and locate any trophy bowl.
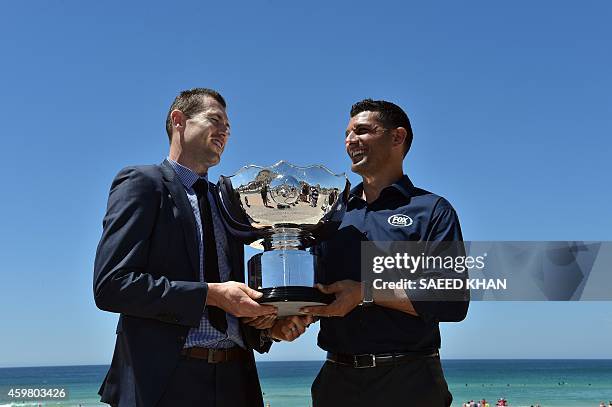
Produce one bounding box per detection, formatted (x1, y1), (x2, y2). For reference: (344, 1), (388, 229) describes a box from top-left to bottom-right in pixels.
(216, 161), (350, 316)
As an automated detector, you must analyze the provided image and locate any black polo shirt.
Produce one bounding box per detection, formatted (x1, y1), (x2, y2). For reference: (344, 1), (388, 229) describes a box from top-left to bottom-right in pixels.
(314, 175), (469, 355)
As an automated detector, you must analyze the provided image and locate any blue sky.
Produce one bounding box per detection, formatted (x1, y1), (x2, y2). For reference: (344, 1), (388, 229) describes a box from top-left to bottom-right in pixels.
(0, 1), (611, 367)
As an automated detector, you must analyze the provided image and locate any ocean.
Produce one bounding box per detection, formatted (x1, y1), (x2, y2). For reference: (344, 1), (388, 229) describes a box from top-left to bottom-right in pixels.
(0, 360), (610, 406)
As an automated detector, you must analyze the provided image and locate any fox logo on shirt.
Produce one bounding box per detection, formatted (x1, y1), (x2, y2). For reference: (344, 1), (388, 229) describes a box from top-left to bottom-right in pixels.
(387, 214), (413, 227)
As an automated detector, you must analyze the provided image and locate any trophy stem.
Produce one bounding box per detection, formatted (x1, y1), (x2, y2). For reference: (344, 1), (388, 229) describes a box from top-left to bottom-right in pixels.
(262, 227), (313, 250)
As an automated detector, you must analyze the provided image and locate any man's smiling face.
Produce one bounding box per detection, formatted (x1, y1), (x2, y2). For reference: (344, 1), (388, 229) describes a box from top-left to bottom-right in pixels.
(183, 96), (230, 168)
(345, 111), (394, 176)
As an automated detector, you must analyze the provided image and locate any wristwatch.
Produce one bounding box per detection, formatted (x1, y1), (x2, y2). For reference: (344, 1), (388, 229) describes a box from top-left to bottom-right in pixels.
(359, 281), (374, 308)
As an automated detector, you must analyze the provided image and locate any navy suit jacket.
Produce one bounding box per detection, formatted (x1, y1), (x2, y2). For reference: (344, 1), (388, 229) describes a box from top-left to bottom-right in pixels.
(93, 160), (270, 407)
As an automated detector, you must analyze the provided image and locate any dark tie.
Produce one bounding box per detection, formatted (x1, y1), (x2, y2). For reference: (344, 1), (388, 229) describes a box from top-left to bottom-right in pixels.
(193, 179), (228, 333)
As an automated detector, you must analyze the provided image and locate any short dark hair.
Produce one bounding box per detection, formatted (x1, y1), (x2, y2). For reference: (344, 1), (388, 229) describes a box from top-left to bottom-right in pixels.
(350, 99), (413, 157)
(165, 88), (226, 141)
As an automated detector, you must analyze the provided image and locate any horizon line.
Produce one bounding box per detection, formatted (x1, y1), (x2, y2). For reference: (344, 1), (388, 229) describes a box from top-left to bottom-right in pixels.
(2, 358), (612, 369)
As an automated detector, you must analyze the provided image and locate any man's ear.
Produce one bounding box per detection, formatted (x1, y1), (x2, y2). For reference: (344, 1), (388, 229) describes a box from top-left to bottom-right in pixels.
(391, 127), (407, 148)
(170, 110), (186, 130)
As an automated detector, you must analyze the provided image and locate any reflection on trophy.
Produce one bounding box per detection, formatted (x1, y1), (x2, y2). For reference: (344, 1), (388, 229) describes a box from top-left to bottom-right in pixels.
(216, 161), (350, 316)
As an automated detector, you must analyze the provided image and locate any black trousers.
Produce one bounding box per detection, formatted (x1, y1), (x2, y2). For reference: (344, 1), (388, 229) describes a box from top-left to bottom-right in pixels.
(156, 355), (264, 407)
(311, 356), (452, 407)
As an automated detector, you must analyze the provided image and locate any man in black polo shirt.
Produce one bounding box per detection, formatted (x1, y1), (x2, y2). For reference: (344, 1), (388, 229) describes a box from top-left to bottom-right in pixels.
(302, 99), (469, 406)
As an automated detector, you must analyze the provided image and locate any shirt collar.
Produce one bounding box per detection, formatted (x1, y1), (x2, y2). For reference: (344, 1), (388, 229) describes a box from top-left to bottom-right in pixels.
(389, 174), (414, 198)
(166, 158), (208, 190)
(349, 174), (414, 204)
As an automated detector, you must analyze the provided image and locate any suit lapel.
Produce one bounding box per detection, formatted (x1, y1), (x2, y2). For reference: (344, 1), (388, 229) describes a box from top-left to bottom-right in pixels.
(160, 160), (199, 277)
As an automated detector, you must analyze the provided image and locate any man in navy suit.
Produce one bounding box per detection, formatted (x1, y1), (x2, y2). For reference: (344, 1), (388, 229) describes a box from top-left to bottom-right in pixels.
(94, 88), (309, 407)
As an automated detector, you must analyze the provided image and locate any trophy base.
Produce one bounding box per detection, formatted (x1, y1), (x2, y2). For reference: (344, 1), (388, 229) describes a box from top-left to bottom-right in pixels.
(258, 286), (334, 317)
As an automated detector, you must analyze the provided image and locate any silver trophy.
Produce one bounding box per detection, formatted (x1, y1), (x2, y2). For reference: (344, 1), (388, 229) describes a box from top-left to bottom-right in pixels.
(216, 161), (350, 316)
